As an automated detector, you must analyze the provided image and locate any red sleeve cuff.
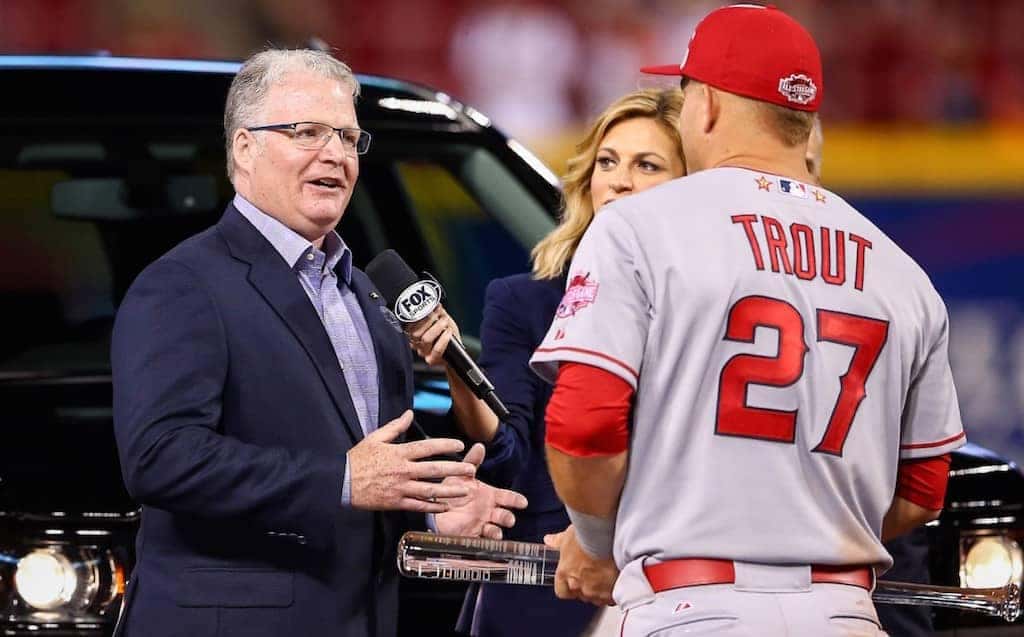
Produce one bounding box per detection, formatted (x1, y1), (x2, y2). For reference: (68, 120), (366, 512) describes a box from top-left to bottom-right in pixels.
(896, 453), (951, 511)
(545, 362), (633, 457)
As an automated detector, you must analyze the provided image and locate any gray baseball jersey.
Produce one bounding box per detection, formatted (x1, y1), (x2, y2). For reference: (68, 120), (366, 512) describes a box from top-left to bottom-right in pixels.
(530, 167), (964, 574)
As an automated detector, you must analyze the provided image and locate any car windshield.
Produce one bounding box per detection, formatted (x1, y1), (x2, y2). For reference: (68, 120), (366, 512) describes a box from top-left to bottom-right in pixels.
(0, 89), (556, 378)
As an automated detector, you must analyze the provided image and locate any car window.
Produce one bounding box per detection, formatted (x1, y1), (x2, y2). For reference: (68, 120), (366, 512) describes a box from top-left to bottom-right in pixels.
(0, 126), (227, 374)
(0, 168), (109, 371)
(395, 159), (537, 339)
(0, 113), (555, 374)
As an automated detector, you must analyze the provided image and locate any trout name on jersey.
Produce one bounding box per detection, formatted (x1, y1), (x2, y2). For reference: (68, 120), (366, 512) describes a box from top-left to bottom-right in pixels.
(731, 214), (872, 291)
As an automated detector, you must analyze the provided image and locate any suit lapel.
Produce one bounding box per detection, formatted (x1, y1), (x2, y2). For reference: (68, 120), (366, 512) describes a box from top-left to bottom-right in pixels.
(218, 206), (365, 444)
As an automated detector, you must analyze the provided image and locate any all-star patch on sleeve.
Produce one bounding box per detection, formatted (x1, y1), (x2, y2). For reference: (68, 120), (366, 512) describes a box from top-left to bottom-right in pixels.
(530, 207), (650, 389)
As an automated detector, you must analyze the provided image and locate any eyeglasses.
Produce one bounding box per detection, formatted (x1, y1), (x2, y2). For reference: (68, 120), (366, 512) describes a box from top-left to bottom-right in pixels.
(247, 121), (372, 155)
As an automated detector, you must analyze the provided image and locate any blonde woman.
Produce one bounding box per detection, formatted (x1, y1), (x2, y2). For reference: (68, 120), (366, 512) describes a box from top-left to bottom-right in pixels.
(411, 89), (685, 637)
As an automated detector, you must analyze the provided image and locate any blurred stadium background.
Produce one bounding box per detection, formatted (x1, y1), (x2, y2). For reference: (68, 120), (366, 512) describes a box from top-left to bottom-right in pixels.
(2, 0), (1022, 465)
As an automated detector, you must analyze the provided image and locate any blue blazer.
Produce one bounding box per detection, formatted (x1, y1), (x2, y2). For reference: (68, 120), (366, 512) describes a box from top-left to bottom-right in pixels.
(458, 273), (597, 637)
(111, 205), (415, 637)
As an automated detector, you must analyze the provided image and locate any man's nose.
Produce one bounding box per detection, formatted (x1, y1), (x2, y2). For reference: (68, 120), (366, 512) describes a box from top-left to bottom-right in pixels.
(318, 131), (350, 162)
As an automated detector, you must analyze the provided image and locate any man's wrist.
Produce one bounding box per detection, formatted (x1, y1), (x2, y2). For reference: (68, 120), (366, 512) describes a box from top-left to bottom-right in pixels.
(566, 506), (614, 559)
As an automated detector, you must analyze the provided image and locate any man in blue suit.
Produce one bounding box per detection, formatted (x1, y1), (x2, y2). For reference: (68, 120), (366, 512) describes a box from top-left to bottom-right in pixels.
(111, 49), (526, 637)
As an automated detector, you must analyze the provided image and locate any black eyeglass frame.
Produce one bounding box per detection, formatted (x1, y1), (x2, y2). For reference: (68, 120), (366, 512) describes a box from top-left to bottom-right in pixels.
(246, 121), (372, 155)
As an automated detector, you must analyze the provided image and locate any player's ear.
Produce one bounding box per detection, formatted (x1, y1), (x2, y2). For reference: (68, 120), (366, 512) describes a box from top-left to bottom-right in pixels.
(701, 84), (720, 135)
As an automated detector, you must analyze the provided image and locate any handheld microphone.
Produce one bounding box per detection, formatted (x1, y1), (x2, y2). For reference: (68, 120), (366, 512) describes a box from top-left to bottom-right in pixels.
(366, 249), (511, 421)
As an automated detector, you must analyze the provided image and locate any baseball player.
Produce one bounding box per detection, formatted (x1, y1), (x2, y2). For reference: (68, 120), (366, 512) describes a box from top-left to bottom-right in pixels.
(806, 118), (936, 637)
(531, 5), (965, 636)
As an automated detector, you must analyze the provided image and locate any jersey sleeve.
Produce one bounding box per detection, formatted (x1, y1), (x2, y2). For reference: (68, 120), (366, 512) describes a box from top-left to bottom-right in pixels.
(530, 208), (650, 389)
(900, 298), (966, 459)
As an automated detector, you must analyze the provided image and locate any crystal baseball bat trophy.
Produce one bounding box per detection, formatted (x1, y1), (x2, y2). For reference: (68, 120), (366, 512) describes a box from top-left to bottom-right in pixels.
(397, 532), (1021, 621)
(398, 532), (558, 585)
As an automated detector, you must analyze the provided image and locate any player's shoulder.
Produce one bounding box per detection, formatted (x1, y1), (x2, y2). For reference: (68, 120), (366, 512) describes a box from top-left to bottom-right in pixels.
(608, 168), (717, 209)
(603, 167), (779, 220)
(821, 192), (950, 319)
(832, 195), (942, 294)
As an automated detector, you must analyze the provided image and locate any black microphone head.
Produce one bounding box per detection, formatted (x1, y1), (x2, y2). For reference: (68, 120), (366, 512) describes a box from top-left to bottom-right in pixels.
(365, 249), (442, 323)
(366, 250), (417, 303)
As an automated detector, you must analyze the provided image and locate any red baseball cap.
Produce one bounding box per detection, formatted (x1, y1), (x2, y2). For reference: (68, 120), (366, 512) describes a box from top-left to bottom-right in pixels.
(641, 4), (823, 112)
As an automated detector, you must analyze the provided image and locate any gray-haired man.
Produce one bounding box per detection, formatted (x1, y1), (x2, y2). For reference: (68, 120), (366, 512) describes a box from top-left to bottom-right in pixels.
(112, 49), (526, 637)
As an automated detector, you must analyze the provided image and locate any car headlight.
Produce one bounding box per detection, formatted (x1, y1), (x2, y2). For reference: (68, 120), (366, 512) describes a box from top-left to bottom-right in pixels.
(961, 534), (1024, 589)
(1, 540), (126, 631)
(14, 549), (82, 610)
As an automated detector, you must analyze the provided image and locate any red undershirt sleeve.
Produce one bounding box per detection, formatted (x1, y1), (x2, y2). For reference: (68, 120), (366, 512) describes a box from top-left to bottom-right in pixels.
(895, 453), (952, 511)
(545, 362), (633, 457)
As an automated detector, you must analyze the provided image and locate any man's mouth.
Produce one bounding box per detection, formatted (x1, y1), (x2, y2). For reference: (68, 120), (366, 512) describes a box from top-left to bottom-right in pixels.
(309, 177), (343, 190)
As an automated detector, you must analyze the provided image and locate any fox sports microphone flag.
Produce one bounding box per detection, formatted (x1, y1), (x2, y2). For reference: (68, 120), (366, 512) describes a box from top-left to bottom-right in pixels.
(365, 249), (510, 420)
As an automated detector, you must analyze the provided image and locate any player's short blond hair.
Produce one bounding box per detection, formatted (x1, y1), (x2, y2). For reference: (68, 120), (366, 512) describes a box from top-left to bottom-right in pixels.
(689, 79), (815, 148)
(531, 89), (684, 280)
(754, 100), (816, 147)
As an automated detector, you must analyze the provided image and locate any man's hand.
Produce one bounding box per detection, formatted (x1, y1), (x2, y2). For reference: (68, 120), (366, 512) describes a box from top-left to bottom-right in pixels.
(349, 410), (478, 513)
(544, 525), (618, 607)
(435, 443), (528, 538)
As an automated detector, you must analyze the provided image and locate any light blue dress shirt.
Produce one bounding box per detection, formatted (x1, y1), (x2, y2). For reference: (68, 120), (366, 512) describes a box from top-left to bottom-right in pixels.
(234, 194), (378, 507)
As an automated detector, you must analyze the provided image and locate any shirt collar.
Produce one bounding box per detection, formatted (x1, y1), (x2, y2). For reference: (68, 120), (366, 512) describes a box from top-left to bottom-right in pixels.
(233, 193), (352, 284)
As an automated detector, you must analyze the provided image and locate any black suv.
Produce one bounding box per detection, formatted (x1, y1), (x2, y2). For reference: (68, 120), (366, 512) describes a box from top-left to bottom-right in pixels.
(0, 56), (1021, 636)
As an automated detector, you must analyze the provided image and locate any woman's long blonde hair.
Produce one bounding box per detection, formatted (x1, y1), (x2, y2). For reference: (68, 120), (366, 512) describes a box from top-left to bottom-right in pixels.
(531, 88), (684, 279)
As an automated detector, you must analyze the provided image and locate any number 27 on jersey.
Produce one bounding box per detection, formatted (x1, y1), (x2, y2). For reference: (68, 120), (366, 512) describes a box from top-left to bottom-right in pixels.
(715, 295), (889, 456)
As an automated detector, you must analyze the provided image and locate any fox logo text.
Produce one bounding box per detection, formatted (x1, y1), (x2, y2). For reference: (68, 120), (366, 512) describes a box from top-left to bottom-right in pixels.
(394, 280), (442, 323)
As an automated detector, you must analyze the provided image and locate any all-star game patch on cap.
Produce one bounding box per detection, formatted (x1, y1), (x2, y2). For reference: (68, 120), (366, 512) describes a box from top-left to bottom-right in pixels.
(641, 3), (823, 112)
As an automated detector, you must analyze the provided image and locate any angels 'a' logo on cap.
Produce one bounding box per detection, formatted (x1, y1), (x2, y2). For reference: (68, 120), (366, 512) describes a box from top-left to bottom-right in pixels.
(777, 73), (817, 105)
